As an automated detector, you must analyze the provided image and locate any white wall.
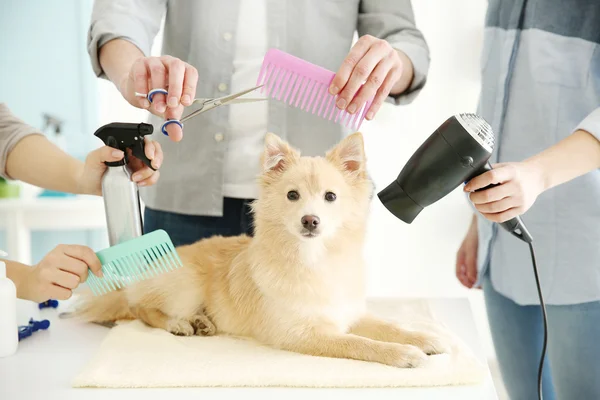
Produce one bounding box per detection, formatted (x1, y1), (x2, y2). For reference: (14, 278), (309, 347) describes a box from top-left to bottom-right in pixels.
(97, 0), (495, 359)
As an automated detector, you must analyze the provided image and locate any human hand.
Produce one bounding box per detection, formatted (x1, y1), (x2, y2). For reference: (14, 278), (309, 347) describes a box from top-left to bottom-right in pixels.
(456, 215), (479, 289)
(329, 35), (413, 121)
(119, 56), (199, 142)
(464, 161), (545, 223)
(20, 245), (103, 302)
(78, 138), (163, 196)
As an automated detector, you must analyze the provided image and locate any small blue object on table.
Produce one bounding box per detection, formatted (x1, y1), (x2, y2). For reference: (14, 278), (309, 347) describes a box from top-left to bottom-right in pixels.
(18, 319), (50, 341)
(38, 300), (59, 309)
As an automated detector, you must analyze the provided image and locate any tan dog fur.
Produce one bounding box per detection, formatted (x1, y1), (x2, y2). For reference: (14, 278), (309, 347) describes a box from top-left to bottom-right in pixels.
(73, 132), (450, 368)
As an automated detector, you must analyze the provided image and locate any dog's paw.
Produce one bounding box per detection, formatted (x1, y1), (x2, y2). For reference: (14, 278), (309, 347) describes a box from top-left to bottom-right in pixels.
(191, 313), (216, 336)
(166, 319), (195, 336)
(406, 331), (452, 355)
(386, 344), (428, 368)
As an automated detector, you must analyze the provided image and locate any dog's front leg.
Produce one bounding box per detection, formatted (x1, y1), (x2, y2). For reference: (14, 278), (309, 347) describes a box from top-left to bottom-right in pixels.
(190, 309), (216, 336)
(130, 306), (195, 336)
(349, 315), (450, 355)
(279, 332), (427, 368)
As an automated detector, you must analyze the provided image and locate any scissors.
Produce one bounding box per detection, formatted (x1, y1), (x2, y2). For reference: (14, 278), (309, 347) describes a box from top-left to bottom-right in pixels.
(135, 84), (266, 136)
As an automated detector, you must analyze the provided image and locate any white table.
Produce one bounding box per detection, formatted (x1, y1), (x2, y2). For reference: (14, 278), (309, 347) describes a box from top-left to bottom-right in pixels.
(0, 196), (107, 265)
(0, 297), (498, 400)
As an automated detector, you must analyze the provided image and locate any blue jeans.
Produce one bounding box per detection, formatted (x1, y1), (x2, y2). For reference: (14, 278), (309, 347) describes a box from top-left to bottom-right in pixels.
(482, 271), (600, 400)
(143, 197), (255, 246)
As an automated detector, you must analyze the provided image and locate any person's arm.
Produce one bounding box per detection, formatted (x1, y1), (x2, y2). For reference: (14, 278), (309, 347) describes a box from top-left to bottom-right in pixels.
(88, 0), (198, 141)
(88, 0), (166, 82)
(1, 103), (162, 195)
(1, 101), (82, 193)
(357, 0), (428, 99)
(6, 135), (84, 193)
(390, 50), (416, 97)
(4, 245), (103, 302)
(529, 114), (600, 191)
(465, 110), (600, 223)
(0, 103), (44, 180)
(6, 260), (37, 301)
(329, 0), (429, 121)
(0, 103), (83, 193)
(99, 39), (147, 108)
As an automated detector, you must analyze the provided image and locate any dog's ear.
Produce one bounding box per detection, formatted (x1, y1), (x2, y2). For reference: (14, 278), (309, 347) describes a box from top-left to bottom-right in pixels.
(326, 132), (366, 175)
(261, 133), (299, 173)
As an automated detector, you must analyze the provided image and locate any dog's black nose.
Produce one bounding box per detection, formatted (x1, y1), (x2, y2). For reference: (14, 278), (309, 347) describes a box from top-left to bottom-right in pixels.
(301, 215), (320, 231)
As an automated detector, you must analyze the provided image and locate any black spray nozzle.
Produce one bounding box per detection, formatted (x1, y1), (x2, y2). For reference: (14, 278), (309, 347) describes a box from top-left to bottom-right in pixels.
(94, 122), (155, 170)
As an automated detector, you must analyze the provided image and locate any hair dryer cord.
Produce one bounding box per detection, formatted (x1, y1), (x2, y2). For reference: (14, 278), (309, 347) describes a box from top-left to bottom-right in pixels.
(528, 242), (547, 400)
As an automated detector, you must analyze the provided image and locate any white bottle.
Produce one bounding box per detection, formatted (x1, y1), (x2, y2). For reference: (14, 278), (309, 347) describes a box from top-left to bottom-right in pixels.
(0, 256), (18, 357)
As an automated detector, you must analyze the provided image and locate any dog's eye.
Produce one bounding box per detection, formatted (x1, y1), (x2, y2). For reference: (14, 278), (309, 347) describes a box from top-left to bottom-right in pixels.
(287, 190), (300, 201)
(325, 192), (337, 202)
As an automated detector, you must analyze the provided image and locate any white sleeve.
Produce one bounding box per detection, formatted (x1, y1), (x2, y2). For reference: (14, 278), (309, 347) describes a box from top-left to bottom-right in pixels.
(574, 107), (600, 143)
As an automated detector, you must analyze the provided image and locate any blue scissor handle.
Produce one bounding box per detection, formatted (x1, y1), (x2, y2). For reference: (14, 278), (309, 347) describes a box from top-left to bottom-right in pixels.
(161, 120), (183, 136)
(147, 88), (168, 103)
(146, 88), (181, 137)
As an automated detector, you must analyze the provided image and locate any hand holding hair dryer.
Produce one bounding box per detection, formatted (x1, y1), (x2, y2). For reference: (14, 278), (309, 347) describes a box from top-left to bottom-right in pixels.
(377, 113), (532, 243)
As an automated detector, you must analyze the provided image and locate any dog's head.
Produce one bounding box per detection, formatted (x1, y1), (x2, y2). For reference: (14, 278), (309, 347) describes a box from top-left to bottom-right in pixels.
(253, 132), (373, 244)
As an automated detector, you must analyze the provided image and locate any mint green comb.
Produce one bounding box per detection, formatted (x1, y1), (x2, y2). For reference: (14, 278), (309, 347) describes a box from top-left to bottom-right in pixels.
(86, 230), (183, 296)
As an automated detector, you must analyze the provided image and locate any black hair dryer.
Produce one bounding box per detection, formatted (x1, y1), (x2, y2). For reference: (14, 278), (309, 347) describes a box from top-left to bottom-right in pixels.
(377, 113), (532, 243)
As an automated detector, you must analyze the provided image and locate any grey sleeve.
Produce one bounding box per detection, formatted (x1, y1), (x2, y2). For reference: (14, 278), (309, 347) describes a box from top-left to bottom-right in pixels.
(88, 0), (167, 78)
(0, 104), (44, 179)
(357, 0), (430, 105)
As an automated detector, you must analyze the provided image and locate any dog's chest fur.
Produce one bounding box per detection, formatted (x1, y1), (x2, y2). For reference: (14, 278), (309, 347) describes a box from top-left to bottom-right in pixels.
(254, 248), (366, 333)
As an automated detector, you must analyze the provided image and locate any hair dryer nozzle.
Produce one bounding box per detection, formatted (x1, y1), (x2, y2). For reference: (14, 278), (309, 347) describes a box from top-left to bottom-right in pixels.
(377, 180), (423, 224)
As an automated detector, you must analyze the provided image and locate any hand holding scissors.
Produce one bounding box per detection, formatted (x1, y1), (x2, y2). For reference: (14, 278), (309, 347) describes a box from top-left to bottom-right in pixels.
(136, 85), (266, 136)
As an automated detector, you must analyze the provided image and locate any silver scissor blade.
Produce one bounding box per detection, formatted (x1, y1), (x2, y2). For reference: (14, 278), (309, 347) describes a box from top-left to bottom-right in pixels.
(216, 84), (265, 104)
(180, 106), (208, 123)
(226, 98), (268, 104)
(179, 87), (267, 123)
(190, 95), (267, 106)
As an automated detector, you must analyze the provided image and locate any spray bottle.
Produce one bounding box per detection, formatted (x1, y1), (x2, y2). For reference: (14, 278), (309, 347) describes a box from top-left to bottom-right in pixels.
(94, 122), (156, 246)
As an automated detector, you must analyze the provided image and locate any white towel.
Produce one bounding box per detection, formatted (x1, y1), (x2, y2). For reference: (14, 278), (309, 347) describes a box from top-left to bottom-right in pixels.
(72, 298), (486, 388)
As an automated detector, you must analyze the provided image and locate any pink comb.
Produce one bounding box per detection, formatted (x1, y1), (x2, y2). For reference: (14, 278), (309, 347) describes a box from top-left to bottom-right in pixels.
(257, 48), (372, 131)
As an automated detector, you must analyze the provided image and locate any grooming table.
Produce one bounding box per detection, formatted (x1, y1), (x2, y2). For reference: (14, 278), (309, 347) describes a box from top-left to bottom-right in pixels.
(0, 297), (499, 400)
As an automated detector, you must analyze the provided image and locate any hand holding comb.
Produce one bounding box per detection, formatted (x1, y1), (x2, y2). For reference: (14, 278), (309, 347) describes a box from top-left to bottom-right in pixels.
(257, 49), (374, 131)
(86, 230), (183, 296)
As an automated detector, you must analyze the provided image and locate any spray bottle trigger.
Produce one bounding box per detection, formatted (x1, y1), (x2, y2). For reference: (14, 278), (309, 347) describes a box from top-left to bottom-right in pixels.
(102, 135), (128, 167)
(106, 136), (118, 150)
(131, 140), (156, 171)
